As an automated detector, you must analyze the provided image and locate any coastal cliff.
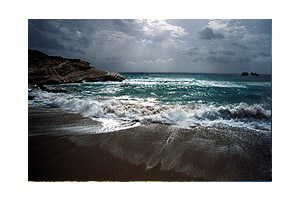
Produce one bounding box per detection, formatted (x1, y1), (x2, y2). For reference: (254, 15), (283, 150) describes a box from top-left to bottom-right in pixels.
(28, 49), (126, 85)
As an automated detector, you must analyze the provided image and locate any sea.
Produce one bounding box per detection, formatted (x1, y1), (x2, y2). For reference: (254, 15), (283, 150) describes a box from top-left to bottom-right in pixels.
(28, 73), (272, 133)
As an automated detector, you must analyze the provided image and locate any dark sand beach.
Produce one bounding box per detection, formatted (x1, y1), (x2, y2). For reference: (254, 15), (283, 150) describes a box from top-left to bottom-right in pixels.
(28, 106), (271, 181)
(28, 107), (202, 181)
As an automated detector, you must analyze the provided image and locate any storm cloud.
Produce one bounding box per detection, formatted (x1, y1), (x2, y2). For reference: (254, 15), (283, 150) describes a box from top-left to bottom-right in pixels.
(28, 19), (271, 74)
(198, 27), (224, 40)
(231, 42), (248, 50)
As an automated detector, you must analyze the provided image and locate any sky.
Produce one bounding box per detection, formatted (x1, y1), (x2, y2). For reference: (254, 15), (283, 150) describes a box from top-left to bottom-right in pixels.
(28, 19), (271, 74)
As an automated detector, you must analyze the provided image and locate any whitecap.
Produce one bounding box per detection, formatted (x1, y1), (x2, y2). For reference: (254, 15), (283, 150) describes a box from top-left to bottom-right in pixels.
(29, 88), (271, 132)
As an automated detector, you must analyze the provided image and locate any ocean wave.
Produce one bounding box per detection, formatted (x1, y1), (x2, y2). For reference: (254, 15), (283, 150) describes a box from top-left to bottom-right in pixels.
(122, 78), (246, 88)
(28, 87), (271, 132)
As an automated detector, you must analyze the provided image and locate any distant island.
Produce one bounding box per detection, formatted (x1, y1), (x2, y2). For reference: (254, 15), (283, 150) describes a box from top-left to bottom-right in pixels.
(28, 49), (126, 85)
(241, 72), (259, 76)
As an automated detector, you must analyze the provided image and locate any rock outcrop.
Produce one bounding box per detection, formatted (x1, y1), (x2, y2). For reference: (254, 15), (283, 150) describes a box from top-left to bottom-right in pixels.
(241, 72), (260, 76)
(241, 72), (249, 76)
(28, 49), (126, 85)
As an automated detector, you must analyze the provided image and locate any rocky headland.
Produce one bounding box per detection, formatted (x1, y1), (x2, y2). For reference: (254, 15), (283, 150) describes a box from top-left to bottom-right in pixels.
(28, 49), (126, 85)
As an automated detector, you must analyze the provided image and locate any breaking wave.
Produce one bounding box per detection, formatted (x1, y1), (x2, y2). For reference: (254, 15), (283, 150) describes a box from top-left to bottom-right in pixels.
(29, 89), (271, 132)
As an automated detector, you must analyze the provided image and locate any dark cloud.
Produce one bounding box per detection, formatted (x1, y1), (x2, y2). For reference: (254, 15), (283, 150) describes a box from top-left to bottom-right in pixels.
(29, 19), (60, 34)
(230, 42), (248, 50)
(207, 56), (233, 64)
(198, 27), (224, 40)
(209, 50), (217, 55)
(260, 52), (271, 57)
(103, 56), (120, 62)
(219, 50), (235, 56)
(192, 57), (203, 63)
(29, 19), (94, 52)
(112, 19), (140, 34)
(61, 32), (91, 47)
(68, 46), (86, 55)
(28, 19), (271, 74)
(192, 56), (233, 64)
(187, 47), (199, 56)
(236, 57), (251, 62)
(28, 22), (65, 50)
(206, 49), (235, 57)
(192, 54), (251, 64)
(242, 19), (272, 35)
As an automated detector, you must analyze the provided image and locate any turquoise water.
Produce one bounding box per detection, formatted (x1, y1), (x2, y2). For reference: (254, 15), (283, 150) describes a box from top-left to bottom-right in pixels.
(121, 73), (271, 108)
(29, 73), (272, 132)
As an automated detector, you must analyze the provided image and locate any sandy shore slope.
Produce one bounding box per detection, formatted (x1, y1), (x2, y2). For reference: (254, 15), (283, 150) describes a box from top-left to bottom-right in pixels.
(28, 107), (271, 181)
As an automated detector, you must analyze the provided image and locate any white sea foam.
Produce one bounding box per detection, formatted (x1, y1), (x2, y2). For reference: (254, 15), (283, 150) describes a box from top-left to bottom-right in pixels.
(29, 88), (271, 132)
(123, 78), (246, 88)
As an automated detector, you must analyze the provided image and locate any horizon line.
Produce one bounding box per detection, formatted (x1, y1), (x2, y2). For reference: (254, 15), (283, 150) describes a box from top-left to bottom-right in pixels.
(117, 71), (272, 75)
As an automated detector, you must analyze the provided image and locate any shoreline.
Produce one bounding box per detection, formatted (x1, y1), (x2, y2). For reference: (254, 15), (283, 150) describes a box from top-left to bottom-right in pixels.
(28, 106), (272, 181)
(28, 107), (203, 181)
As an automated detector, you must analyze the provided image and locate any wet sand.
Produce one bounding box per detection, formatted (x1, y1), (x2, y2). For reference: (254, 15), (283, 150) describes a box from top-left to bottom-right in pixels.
(28, 106), (272, 181)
